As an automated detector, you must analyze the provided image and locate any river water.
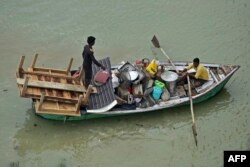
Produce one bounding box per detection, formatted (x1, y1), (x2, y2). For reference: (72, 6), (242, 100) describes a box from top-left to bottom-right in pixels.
(0, 0), (249, 166)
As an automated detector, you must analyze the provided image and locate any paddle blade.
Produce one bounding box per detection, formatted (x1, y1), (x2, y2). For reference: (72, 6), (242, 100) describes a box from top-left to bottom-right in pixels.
(151, 35), (160, 48)
(192, 124), (198, 146)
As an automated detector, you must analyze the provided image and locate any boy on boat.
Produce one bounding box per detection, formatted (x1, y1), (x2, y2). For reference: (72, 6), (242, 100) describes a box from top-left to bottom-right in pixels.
(177, 58), (208, 87)
(82, 36), (106, 88)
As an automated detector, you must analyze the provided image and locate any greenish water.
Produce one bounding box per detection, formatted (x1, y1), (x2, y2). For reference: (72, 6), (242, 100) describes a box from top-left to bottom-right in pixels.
(0, 0), (249, 166)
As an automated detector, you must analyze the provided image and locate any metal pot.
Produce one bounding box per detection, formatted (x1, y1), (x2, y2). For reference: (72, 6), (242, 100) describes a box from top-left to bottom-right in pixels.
(160, 71), (178, 96)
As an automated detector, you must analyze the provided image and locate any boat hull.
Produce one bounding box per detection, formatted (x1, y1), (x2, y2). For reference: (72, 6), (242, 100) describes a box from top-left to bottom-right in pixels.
(36, 75), (233, 121)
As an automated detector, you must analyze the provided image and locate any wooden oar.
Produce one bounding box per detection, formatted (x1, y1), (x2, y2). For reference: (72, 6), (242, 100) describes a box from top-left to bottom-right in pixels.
(187, 75), (198, 146)
(151, 35), (179, 73)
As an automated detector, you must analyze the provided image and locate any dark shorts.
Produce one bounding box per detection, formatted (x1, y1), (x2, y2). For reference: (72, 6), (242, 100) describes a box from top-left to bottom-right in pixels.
(82, 67), (92, 86)
(194, 78), (207, 87)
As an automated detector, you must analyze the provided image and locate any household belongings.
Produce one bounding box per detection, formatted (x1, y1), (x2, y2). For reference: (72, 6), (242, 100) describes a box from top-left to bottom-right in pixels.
(115, 60), (173, 107)
(94, 70), (110, 86)
(152, 86), (162, 101)
(151, 80), (165, 101)
(146, 59), (158, 75)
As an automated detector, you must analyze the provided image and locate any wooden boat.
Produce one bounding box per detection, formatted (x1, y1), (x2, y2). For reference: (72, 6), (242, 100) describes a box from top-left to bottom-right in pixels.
(15, 54), (240, 121)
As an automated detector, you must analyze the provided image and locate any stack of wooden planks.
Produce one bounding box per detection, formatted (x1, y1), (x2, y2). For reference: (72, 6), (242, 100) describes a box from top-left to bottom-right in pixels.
(16, 54), (96, 117)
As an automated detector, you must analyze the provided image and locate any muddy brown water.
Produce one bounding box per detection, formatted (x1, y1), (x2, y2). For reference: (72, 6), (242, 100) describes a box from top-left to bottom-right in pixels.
(0, 0), (249, 166)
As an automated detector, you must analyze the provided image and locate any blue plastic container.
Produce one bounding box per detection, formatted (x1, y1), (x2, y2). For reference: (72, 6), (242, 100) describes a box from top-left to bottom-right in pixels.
(152, 86), (163, 101)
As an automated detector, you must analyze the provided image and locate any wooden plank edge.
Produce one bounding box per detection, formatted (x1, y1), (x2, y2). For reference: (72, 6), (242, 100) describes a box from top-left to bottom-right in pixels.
(16, 56), (25, 78)
(30, 53), (38, 69)
(16, 78), (98, 93)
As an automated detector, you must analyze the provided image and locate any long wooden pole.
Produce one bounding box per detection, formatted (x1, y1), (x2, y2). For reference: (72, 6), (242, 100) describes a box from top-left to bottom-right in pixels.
(151, 35), (198, 145)
(31, 53), (38, 69)
(151, 35), (179, 73)
(187, 75), (198, 146)
(159, 48), (179, 73)
(66, 58), (73, 74)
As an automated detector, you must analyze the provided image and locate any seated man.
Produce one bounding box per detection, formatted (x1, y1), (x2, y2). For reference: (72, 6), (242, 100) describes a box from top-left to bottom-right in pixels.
(177, 58), (208, 87)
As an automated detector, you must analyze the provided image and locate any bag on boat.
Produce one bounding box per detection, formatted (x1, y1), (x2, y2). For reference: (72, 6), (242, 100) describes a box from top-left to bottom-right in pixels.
(161, 88), (170, 101)
(94, 70), (110, 86)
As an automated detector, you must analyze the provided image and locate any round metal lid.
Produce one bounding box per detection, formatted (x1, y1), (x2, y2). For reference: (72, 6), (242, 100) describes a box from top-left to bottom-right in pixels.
(161, 71), (178, 82)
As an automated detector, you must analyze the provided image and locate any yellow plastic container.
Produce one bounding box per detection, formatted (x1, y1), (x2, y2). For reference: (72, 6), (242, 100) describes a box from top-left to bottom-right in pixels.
(146, 59), (157, 75)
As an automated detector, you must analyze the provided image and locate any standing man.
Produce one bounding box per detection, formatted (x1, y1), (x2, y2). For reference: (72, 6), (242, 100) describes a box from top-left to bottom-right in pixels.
(82, 36), (105, 88)
(177, 58), (208, 87)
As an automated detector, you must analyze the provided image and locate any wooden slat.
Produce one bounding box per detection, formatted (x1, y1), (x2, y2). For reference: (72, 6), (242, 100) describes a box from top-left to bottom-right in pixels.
(36, 98), (75, 111)
(61, 85), (72, 100)
(218, 74), (225, 80)
(38, 92), (45, 110)
(23, 70), (76, 80)
(52, 80), (59, 97)
(21, 76), (29, 96)
(221, 65), (231, 75)
(56, 102), (59, 109)
(36, 109), (81, 117)
(36, 107), (81, 116)
(16, 56), (25, 78)
(75, 95), (83, 113)
(31, 54), (38, 69)
(211, 69), (221, 81)
(18, 70), (83, 103)
(35, 100), (81, 116)
(40, 71), (54, 96)
(24, 91), (79, 103)
(78, 67), (84, 83)
(209, 69), (219, 83)
(82, 85), (93, 105)
(28, 68), (41, 97)
(18, 56), (25, 70)
(66, 58), (73, 74)
(59, 72), (72, 100)
(16, 78), (97, 93)
(49, 70), (58, 97)
(33, 67), (68, 74)
(50, 77), (64, 98)
(217, 68), (225, 80)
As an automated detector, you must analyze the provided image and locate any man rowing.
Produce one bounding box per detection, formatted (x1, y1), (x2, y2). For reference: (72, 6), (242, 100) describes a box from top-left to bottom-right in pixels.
(177, 58), (208, 87)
